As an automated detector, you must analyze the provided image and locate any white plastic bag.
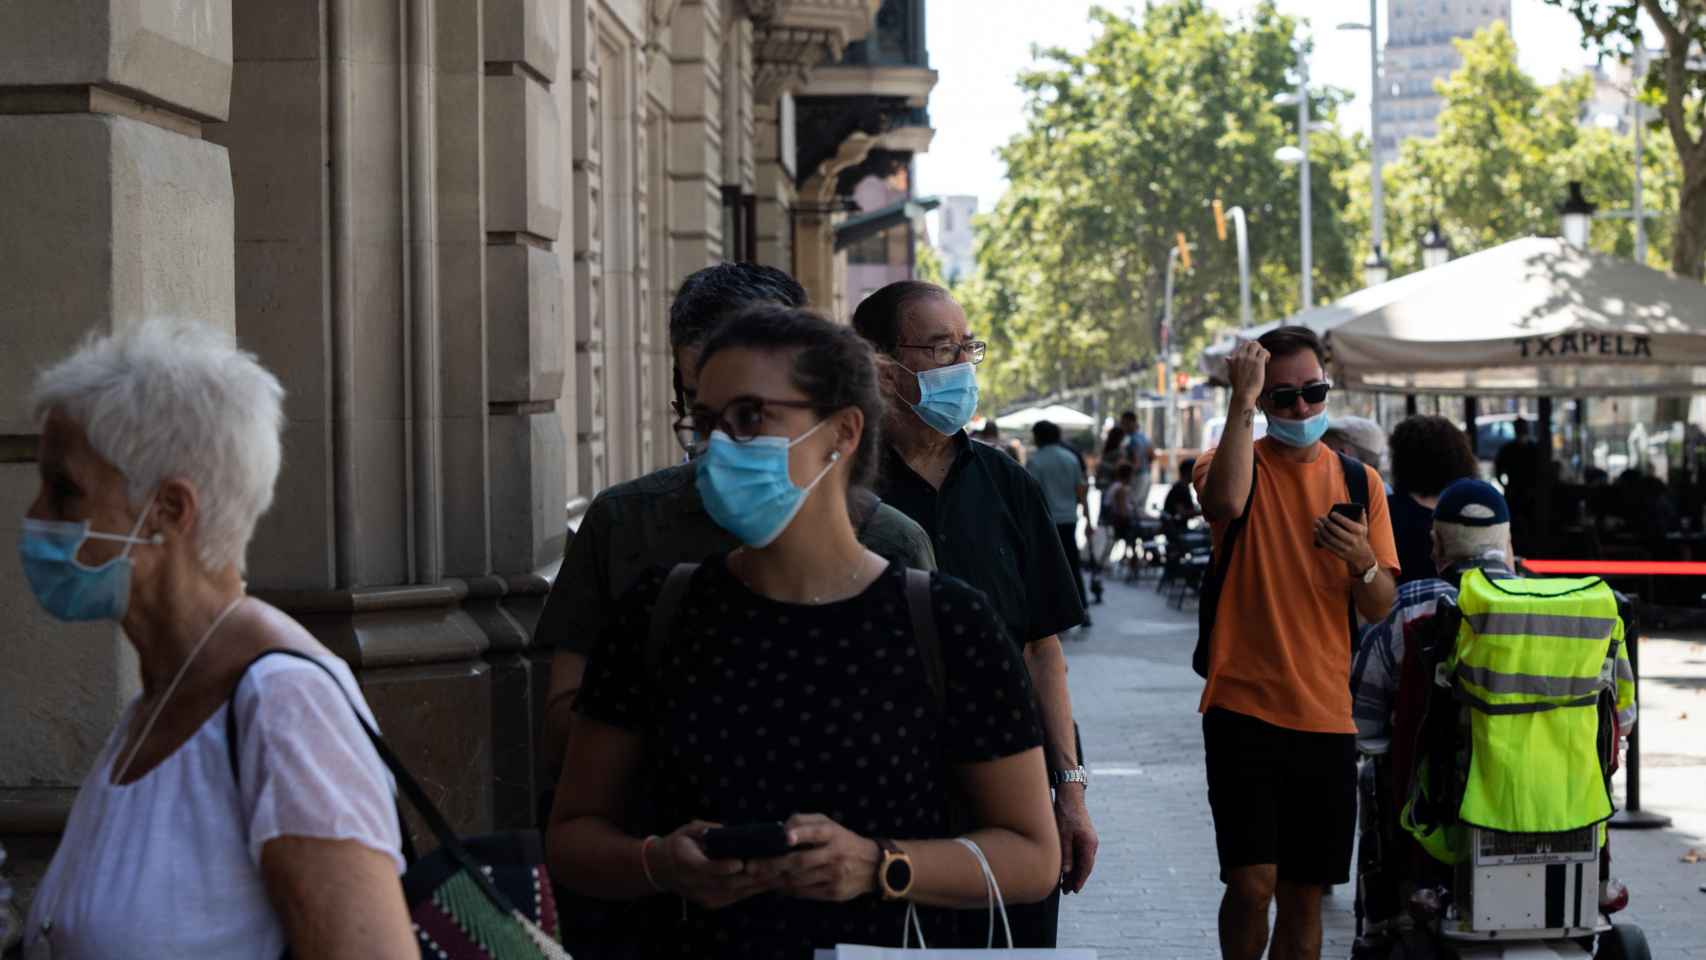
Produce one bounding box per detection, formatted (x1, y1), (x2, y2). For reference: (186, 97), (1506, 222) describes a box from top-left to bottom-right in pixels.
(813, 838), (1097, 958)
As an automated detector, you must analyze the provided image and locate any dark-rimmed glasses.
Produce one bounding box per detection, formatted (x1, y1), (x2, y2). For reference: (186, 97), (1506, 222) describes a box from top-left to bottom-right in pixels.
(895, 339), (988, 366)
(675, 395), (829, 454)
(1266, 381), (1331, 409)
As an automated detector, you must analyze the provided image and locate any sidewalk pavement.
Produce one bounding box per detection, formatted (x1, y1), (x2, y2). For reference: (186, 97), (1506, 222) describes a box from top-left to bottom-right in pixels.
(1055, 567), (1706, 958)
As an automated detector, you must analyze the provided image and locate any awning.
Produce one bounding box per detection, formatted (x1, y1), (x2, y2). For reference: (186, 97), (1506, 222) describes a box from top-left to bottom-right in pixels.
(1201, 237), (1706, 397)
(995, 403), (1097, 431)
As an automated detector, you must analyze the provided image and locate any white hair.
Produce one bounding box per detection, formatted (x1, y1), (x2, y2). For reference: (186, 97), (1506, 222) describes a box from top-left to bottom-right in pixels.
(30, 319), (285, 573)
(1433, 520), (1511, 566)
(1324, 415), (1387, 466)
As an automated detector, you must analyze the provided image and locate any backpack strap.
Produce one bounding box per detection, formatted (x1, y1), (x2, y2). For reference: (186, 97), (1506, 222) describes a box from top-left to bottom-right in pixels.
(903, 568), (945, 713)
(1337, 452), (1371, 653)
(645, 562), (700, 676)
(1192, 459), (1258, 678)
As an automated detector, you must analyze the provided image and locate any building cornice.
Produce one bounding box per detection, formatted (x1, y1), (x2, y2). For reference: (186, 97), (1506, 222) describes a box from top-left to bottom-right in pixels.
(799, 64), (937, 107)
(748, 0), (882, 101)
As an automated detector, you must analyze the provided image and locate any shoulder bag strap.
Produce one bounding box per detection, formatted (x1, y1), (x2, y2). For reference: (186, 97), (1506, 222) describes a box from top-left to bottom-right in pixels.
(903, 568), (945, 715)
(645, 562), (700, 677)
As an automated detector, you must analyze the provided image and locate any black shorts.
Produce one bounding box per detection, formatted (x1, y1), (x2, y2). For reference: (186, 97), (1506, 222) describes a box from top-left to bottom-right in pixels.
(1202, 707), (1357, 885)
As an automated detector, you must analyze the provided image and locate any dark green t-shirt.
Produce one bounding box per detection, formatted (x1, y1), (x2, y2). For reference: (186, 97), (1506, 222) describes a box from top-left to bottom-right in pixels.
(536, 462), (937, 654)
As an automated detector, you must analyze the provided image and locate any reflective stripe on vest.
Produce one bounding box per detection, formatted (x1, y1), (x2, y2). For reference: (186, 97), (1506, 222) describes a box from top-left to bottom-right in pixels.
(1449, 569), (1619, 834)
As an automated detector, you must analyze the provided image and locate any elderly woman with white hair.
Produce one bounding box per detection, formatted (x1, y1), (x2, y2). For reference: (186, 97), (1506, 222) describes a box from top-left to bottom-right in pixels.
(18, 321), (414, 959)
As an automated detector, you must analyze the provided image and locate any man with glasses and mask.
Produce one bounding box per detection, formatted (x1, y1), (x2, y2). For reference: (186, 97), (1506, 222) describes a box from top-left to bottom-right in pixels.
(1192, 326), (1398, 960)
(853, 280), (1096, 948)
(532, 264), (935, 956)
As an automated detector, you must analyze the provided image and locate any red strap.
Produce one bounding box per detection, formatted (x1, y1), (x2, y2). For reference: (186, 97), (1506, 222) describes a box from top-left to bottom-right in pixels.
(1524, 559), (1706, 576)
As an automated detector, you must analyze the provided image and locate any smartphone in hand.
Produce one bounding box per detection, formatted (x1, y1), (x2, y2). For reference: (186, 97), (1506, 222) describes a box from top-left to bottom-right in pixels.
(701, 822), (794, 860)
(1329, 502), (1366, 525)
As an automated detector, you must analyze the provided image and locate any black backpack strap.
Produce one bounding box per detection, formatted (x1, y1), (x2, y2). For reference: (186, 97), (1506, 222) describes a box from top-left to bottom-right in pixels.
(1339, 451), (1369, 510)
(645, 562), (700, 677)
(1338, 452), (1372, 653)
(1193, 459), (1258, 678)
(903, 568), (944, 713)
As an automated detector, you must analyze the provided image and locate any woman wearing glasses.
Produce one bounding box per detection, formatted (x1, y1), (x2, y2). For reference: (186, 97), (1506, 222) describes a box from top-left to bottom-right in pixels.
(547, 306), (1059, 959)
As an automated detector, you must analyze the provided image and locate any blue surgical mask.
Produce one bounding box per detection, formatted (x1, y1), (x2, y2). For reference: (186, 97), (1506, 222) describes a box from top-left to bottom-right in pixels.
(18, 498), (160, 622)
(696, 421), (839, 548)
(904, 362), (980, 436)
(1266, 410), (1330, 448)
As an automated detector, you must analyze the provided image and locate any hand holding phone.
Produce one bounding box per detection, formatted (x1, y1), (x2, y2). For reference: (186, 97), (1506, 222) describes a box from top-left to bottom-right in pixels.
(1329, 502), (1366, 525)
(701, 821), (795, 860)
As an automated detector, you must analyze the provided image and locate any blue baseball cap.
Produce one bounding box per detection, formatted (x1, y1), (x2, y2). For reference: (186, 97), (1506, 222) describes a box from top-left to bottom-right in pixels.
(1435, 478), (1510, 527)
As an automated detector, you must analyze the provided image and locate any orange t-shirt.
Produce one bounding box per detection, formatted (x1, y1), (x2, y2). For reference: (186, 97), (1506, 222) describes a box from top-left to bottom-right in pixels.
(1192, 438), (1398, 734)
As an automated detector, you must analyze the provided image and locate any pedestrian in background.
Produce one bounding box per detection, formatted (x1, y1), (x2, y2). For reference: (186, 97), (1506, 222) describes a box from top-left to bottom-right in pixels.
(1119, 410), (1154, 505)
(1322, 415), (1388, 480)
(1193, 328), (1398, 960)
(1387, 415), (1480, 586)
(1028, 419), (1094, 626)
(19, 321), (413, 959)
(548, 307), (1059, 959)
(854, 280), (1097, 947)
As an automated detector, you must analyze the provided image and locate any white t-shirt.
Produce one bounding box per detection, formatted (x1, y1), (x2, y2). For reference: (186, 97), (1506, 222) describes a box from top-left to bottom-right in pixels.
(24, 653), (404, 959)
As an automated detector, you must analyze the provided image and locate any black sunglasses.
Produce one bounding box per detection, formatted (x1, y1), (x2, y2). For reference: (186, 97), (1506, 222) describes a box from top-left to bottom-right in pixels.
(1266, 381), (1331, 409)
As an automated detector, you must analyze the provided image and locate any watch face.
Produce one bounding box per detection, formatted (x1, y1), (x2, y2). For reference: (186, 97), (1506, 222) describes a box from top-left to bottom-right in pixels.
(886, 857), (913, 893)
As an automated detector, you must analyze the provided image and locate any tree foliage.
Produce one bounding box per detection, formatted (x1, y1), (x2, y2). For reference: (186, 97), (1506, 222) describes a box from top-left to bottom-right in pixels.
(966, 1), (1362, 409)
(1340, 21), (1680, 275)
(1542, 0), (1706, 277)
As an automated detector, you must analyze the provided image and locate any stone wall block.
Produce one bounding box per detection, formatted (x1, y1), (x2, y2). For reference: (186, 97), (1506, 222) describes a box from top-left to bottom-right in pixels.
(246, 416), (337, 589)
(0, 0), (234, 121)
(483, 73), (562, 239)
(486, 244), (565, 404)
(483, 0), (559, 81)
(488, 410), (568, 572)
(0, 114), (235, 436)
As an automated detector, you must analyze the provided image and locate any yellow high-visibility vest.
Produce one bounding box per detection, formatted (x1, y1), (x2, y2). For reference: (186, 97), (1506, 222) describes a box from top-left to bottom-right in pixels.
(1449, 569), (1622, 834)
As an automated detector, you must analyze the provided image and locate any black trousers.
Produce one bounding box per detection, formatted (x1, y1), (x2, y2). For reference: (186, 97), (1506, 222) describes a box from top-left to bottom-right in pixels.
(1055, 523), (1089, 613)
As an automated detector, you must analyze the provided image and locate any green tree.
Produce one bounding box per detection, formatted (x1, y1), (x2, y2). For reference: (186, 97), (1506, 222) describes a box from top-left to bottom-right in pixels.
(968, 1), (1362, 408)
(913, 234), (948, 287)
(1340, 22), (1680, 275)
(1543, 0), (1706, 277)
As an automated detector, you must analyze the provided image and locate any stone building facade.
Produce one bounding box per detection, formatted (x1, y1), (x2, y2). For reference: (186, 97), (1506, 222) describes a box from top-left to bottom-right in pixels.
(0, 0), (934, 893)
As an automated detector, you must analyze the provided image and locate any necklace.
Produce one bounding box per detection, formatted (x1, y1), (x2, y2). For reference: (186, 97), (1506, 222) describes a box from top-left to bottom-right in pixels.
(116, 593), (248, 782)
(731, 550), (872, 605)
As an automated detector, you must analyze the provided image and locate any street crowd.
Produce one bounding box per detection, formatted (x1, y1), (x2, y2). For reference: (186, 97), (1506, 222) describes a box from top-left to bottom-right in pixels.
(9, 263), (1638, 960)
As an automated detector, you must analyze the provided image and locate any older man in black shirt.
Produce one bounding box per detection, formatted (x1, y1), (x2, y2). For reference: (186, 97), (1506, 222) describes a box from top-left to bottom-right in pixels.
(854, 280), (1096, 947)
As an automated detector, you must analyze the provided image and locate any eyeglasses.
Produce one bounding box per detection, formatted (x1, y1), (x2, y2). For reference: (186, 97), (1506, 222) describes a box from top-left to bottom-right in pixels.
(676, 395), (829, 452)
(894, 340), (988, 366)
(1265, 381), (1332, 409)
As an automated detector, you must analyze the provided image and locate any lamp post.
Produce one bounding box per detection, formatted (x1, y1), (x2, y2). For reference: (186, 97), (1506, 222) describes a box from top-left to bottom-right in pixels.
(1273, 46), (1318, 310)
(1213, 199), (1253, 329)
(1421, 220), (1452, 269)
(1559, 181), (1597, 250)
(1338, 0), (1387, 288)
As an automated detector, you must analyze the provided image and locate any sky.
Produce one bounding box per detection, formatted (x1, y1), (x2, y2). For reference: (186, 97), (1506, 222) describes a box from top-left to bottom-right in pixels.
(914, 0), (1624, 223)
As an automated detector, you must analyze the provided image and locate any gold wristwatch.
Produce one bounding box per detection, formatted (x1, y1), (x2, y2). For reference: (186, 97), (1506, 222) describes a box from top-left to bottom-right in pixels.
(875, 838), (914, 901)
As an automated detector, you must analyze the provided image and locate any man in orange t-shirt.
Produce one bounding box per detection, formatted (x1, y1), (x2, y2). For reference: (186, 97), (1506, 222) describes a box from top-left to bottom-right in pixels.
(1192, 326), (1398, 960)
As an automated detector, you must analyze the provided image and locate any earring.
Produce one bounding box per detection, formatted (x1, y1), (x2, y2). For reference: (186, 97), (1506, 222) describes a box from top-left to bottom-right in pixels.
(830, 451), (841, 462)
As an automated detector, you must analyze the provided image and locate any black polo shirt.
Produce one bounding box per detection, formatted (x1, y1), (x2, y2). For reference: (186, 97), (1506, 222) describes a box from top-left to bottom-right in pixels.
(877, 432), (1086, 649)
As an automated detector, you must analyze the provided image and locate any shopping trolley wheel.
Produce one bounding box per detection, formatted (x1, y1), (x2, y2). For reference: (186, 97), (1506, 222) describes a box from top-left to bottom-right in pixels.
(1596, 922), (1652, 960)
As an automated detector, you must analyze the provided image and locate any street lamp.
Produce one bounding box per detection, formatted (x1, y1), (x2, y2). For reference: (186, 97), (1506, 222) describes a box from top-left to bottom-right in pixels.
(1558, 181), (1597, 250)
(1363, 246), (1390, 286)
(1338, 0), (1386, 289)
(1272, 47), (1319, 310)
(1420, 221), (1451, 269)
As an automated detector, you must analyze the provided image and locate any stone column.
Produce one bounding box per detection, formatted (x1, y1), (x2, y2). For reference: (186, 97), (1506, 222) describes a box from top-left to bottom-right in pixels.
(0, 0), (236, 892)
